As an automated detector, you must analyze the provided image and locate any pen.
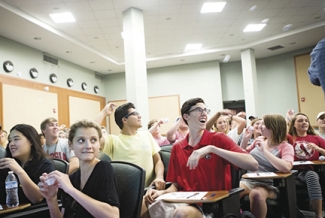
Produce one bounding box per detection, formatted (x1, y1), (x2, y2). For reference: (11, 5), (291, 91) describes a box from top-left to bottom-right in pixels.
(186, 192), (199, 199)
(202, 193), (216, 200)
(255, 172), (259, 176)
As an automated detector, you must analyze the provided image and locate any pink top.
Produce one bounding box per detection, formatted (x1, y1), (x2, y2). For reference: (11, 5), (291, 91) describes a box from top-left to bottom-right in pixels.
(155, 136), (170, 146)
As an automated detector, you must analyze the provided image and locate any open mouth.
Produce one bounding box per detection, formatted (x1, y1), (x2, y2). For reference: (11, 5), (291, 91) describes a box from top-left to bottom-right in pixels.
(199, 118), (206, 123)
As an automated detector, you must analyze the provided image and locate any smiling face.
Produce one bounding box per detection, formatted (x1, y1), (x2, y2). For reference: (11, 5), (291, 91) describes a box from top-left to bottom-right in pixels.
(71, 127), (100, 161)
(216, 116), (228, 133)
(43, 121), (59, 139)
(0, 131), (7, 146)
(184, 102), (208, 130)
(294, 114), (309, 133)
(123, 108), (142, 130)
(8, 130), (32, 162)
(253, 120), (262, 135)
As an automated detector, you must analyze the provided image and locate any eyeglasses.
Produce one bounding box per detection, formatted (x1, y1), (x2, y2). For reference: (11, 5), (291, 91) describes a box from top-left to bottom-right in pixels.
(124, 111), (140, 119)
(188, 107), (211, 115)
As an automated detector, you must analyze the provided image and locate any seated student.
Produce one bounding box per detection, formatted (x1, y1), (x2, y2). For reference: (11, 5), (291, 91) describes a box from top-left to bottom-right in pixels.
(240, 118), (263, 148)
(315, 111), (325, 139)
(240, 114), (294, 218)
(148, 119), (170, 146)
(38, 120), (119, 218)
(166, 116), (189, 144)
(94, 102), (165, 189)
(41, 118), (79, 174)
(0, 130), (8, 149)
(206, 109), (246, 144)
(0, 124), (55, 204)
(142, 98), (258, 218)
(288, 113), (325, 218)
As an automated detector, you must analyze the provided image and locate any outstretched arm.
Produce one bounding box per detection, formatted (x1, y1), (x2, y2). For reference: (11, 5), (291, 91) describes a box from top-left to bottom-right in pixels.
(94, 102), (116, 126)
(148, 119), (163, 134)
(187, 145), (258, 171)
(206, 109), (232, 131)
(231, 115), (246, 135)
(166, 117), (182, 143)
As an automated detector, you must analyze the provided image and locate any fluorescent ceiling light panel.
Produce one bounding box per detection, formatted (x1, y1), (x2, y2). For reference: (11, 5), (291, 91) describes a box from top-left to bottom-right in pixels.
(243, 24), (266, 32)
(201, 2), (226, 13)
(184, 44), (202, 51)
(50, 12), (76, 23)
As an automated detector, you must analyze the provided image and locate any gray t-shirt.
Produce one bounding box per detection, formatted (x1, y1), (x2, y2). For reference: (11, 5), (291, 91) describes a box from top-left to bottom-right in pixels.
(43, 138), (75, 161)
(0, 146), (5, 158)
(315, 130), (325, 140)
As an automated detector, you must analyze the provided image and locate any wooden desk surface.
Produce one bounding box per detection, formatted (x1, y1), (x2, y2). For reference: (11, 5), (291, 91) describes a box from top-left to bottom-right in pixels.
(162, 190), (229, 203)
(0, 203), (31, 214)
(311, 160), (325, 165)
(242, 172), (292, 179)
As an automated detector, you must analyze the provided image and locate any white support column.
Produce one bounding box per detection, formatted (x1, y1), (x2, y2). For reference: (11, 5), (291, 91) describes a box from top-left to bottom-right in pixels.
(215, 60), (224, 111)
(123, 7), (149, 129)
(241, 48), (259, 118)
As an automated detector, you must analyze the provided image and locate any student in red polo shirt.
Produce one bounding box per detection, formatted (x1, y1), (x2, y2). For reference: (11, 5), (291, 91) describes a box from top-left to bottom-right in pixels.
(142, 98), (258, 218)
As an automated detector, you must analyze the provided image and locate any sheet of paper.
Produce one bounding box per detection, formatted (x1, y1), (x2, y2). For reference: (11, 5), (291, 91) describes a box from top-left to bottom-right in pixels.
(245, 172), (277, 177)
(156, 192), (208, 200)
(293, 161), (314, 166)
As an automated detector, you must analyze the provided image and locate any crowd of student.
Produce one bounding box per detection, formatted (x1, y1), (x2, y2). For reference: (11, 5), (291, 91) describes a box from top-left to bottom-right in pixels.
(1, 98), (325, 218)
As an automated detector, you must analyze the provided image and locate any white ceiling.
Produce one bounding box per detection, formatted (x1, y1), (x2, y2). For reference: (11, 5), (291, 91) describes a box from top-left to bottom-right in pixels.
(0, 0), (324, 75)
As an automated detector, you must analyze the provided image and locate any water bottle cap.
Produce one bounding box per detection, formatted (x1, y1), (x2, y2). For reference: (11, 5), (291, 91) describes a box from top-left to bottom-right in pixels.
(8, 171), (13, 174)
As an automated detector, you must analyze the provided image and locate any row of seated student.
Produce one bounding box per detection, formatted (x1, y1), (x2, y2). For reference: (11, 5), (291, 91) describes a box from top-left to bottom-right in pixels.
(1, 99), (325, 218)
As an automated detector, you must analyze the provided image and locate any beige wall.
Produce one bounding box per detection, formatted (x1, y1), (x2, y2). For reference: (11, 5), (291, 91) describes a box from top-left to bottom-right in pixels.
(295, 54), (324, 127)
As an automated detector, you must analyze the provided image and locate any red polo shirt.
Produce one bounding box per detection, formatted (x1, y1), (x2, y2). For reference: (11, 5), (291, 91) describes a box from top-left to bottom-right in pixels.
(166, 129), (246, 191)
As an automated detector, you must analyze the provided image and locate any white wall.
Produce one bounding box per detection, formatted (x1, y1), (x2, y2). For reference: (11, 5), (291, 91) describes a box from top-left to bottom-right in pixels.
(105, 61), (223, 115)
(1, 35), (313, 119)
(0, 36), (105, 96)
(105, 47), (313, 118)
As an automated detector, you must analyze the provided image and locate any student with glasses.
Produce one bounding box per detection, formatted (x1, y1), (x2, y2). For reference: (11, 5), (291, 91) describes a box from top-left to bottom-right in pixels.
(94, 102), (165, 190)
(315, 111), (325, 139)
(206, 109), (246, 144)
(142, 98), (258, 218)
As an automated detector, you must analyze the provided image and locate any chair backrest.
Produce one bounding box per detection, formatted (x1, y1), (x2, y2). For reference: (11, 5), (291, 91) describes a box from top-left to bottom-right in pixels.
(111, 161), (145, 218)
(97, 152), (112, 162)
(159, 147), (172, 180)
(52, 158), (69, 174)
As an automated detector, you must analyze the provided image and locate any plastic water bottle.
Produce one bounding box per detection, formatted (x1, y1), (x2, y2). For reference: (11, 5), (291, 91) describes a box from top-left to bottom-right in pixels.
(5, 171), (19, 208)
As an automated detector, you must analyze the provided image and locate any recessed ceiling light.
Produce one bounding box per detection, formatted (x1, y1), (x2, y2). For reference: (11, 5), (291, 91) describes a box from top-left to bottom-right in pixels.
(223, 55), (231, 63)
(314, 16), (321, 20)
(34, 37), (41, 40)
(220, 54), (226, 57)
(184, 44), (202, 51)
(90, 61), (95, 63)
(243, 24), (266, 32)
(249, 5), (257, 12)
(180, 59), (185, 62)
(66, 51), (72, 53)
(201, 2), (226, 13)
(261, 18), (269, 24)
(289, 42), (296, 45)
(229, 34), (234, 36)
(50, 12), (76, 23)
(108, 69), (112, 71)
(94, 37), (99, 39)
(166, 17), (171, 20)
(283, 24), (292, 31)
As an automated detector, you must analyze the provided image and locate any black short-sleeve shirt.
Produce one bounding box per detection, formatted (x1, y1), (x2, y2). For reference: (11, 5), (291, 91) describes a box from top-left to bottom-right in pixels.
(62, 161), (119, 218)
